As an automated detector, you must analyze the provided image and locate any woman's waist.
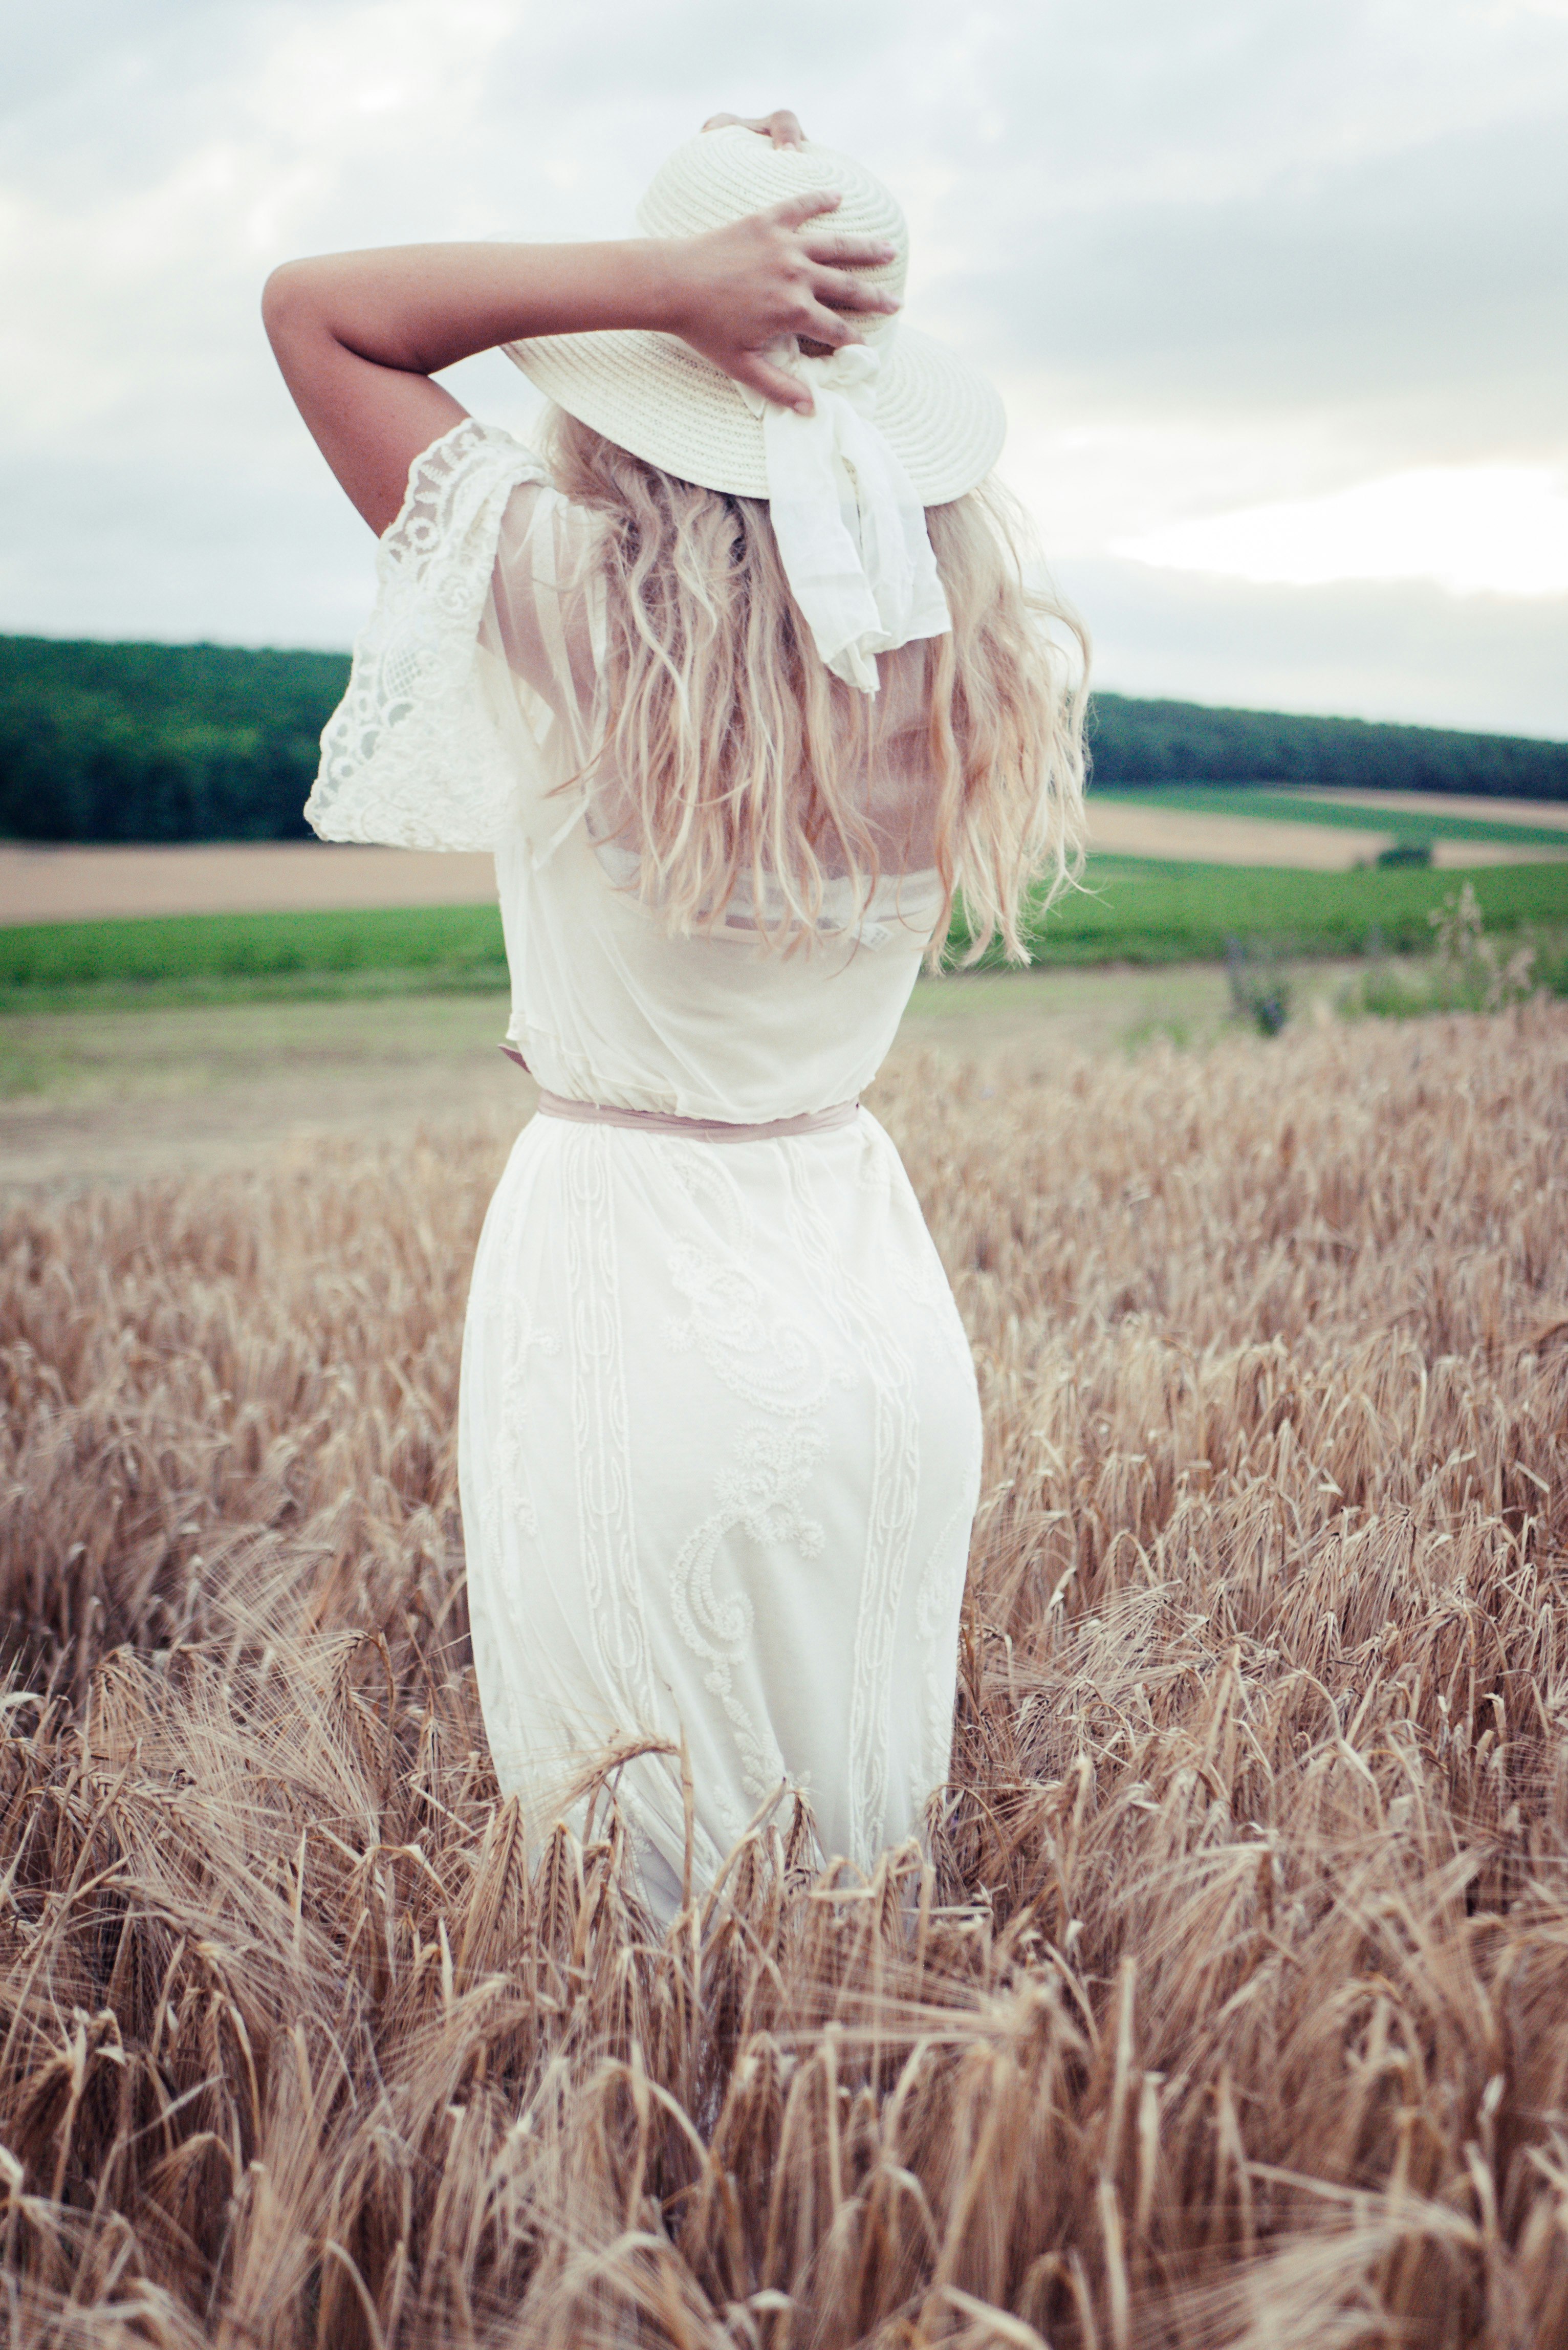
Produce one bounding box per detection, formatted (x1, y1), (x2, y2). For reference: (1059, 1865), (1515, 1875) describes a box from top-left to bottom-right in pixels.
(533, 1084), (859, 1144)
(499, 1026), (886, 1129)
(500, 1046), (859, 1142)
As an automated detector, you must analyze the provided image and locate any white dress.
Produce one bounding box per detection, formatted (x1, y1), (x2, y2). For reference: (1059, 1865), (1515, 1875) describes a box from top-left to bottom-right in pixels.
(307, 418), (983, 1918)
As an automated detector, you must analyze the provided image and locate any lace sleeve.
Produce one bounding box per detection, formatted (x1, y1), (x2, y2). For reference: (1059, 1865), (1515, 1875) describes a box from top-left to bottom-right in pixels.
(304, 418), (553, 852)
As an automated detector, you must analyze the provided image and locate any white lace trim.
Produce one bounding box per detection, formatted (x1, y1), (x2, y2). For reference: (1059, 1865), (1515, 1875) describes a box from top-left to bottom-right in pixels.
(304, 418), (550, 852)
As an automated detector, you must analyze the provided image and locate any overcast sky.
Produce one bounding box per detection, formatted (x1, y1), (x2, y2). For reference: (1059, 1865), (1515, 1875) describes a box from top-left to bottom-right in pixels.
(3, 0), (1565, 735)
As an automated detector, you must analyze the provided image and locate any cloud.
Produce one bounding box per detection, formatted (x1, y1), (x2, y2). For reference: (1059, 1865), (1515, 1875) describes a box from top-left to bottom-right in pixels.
(943, 104), (1567, 458)
(1060, 557), (1568, 739)
(1115, 466), (1568, 597)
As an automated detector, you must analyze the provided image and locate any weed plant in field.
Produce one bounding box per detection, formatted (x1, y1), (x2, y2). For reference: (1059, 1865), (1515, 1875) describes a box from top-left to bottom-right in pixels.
(1, 1011), (1566, 2344)
(1342, 883), (1559, 1022)
(1223, 937), (1293, 1036)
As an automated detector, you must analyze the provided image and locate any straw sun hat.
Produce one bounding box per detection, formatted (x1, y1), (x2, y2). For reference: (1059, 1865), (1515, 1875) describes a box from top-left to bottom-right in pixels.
(502, 125), (1005, 507)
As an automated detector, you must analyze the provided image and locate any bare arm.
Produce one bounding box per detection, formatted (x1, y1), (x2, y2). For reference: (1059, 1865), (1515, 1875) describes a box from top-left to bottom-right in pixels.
(263, 181), (897, 534)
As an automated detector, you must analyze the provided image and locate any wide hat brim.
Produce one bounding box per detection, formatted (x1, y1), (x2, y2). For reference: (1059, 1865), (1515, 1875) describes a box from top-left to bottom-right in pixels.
(501, 320), (1004, 507)
(498, 126), (1005, 507)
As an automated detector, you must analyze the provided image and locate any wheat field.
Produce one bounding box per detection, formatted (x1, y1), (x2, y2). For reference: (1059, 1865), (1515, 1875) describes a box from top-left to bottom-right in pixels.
(1, 1005), (1566, 2347)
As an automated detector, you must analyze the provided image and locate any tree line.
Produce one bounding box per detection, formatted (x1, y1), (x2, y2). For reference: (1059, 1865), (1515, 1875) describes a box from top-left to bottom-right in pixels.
(1088, 693), (1568, 798)
(0, 637), (347, 844)
(2, 635), (1564, 844)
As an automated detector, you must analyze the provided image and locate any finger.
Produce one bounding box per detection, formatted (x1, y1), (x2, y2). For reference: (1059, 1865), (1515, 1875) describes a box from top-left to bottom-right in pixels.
(732, 352), (815, 416)
(702, 111), (805, 148)
(770, 190), (842, 231)
(811, 267), (901, 314)
(800, 230), (898, 268)
(801, 304), (861, 349)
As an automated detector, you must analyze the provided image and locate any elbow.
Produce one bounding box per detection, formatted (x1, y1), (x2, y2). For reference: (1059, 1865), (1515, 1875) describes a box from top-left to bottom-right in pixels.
(260, 259), (316, 349)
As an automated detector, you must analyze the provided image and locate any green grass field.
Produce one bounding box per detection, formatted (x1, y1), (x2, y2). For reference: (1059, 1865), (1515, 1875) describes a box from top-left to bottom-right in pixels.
(1002, 854), (1568, 966)
(0, 902), (509, 1006)
(1091, 785), (1568, 846)
(3, 857), (1567, 1010)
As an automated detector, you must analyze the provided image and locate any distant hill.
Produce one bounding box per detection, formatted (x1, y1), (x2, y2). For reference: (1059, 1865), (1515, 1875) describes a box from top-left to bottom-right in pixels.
(1088, 693), (1568, 800)
(1, 634), (1564, 844)
(0, 637), (350, 845)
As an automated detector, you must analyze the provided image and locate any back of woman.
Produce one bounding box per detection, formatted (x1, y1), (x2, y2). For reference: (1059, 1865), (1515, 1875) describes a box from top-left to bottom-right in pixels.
(265, 111), (1084, 1922)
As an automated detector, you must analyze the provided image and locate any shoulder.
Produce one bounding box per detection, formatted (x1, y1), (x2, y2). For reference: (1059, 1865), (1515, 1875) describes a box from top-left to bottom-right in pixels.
(496, 471), (604, 593)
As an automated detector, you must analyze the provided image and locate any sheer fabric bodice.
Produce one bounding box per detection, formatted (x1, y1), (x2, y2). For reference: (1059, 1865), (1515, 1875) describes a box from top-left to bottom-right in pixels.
(305, 417), (949, 1116)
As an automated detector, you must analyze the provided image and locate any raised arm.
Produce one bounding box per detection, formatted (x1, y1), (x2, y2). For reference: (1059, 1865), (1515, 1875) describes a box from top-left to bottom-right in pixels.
(263, 189), (899, 534)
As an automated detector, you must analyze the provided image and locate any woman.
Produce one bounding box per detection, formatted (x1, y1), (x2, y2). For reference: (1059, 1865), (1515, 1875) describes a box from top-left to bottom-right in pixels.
(264, 110), (1085, 1921)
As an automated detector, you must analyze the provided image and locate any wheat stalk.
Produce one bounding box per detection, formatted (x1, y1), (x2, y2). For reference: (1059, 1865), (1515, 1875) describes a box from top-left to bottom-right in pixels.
(0, 1006), (1564, 2344)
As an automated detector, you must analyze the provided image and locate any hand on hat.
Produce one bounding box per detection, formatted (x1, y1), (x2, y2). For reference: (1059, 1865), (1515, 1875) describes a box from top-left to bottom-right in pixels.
(660, 191), (900, 417)
(701, 110), (806, 150)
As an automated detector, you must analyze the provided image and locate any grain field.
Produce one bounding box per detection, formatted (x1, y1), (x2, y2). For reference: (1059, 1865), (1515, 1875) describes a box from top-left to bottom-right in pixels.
(1, 1007), (1566, 2346)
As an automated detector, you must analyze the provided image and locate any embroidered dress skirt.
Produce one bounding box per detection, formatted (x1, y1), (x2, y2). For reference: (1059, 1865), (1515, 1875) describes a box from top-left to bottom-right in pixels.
(458, 1104), (982, 1917)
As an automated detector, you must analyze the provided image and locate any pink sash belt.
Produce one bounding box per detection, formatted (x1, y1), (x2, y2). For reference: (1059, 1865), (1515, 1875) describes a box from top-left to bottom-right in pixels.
(536, 1089), (859, 1143)
(500, 1046), (857, 1141)
(500, 1048), (851, 1137)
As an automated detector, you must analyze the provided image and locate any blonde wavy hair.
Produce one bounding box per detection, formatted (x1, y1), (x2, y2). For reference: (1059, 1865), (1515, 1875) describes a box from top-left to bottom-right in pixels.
(545, 406), (1087, 965)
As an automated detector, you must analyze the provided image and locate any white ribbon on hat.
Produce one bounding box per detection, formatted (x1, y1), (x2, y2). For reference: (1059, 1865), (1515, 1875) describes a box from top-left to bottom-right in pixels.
(736, 342), (951, 694)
